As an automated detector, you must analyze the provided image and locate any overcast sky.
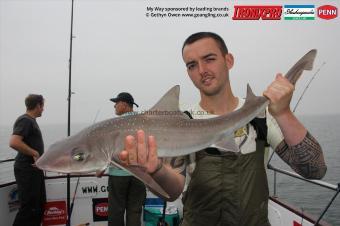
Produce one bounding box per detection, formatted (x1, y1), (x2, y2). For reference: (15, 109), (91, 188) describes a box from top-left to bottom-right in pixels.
(1, 0), (340, 128)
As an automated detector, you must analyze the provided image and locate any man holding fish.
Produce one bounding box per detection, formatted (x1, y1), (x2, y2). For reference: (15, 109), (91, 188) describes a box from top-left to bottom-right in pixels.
(119, 32), (327, 226)
(36, 32), (328, 226)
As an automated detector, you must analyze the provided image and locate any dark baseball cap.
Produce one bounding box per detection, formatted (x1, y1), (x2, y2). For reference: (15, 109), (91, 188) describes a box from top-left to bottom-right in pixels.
(110, 92), (139, 107)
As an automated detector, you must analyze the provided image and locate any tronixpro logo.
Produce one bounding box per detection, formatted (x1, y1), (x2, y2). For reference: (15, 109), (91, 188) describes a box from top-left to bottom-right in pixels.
(233, 5), (282, 20)
(318, 5), (338, 20)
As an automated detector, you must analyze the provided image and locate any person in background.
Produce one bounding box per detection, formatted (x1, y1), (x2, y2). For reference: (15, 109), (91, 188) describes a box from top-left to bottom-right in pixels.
(118, 32), (327, 226)
(108, 92), (146, 226)
(9, 94), (46, 226)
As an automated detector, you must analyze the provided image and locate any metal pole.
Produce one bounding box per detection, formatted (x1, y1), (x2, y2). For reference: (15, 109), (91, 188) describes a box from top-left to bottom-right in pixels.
(67, 0), (75, 225)
(314, 183), (340, 226)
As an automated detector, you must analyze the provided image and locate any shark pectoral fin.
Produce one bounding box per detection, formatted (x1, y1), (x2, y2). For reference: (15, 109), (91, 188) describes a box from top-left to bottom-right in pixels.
(211, 136), (240, 153)
(110, 161), (170, 199)
(124, 165), (170, 199)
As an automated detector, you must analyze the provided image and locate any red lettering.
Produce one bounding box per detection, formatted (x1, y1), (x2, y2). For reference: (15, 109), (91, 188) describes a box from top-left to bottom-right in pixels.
(233, 6), (282, 20)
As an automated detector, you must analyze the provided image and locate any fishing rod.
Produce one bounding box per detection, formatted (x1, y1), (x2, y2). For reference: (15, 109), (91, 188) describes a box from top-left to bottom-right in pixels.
(266, 62), (340, 225)
(66, 0), (75, 225)
(290, 62), (340, 226)
(65, 0), (103, 217)
(68, 109), (102, 224)
(293, 62), (326, 113)
(268, 61), (325, 164)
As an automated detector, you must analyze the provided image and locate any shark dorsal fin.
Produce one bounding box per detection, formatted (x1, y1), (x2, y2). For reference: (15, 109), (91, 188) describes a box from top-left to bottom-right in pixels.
(246, 84), (256, 100)
(149, 85), (180, 112)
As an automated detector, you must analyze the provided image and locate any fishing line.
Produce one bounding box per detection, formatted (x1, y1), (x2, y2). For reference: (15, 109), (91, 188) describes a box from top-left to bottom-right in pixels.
(293, 62), (326, 113)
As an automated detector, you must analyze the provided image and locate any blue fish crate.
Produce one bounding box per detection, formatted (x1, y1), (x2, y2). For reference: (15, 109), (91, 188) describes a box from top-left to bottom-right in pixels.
(143, 198), (180, 226)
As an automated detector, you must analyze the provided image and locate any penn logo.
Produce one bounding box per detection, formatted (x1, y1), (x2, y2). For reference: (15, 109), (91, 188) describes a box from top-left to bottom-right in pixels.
(233, 5), (282, 20)
(95, 202), (108, 217)
(318, 5), (338, 20)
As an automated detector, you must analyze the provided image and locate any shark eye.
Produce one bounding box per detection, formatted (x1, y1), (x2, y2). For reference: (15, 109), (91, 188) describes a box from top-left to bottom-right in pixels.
(73, 152), (85, 162)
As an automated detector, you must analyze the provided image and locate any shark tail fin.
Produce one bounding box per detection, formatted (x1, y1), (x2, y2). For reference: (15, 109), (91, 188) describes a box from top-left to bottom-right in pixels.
(303, 49), (317, 70)
(285, 49), (317, 85)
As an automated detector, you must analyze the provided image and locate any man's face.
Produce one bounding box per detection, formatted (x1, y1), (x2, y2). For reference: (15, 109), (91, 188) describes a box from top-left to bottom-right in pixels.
(114, 101), (129, 116)
(36, 103), (44, 117)
(182, 37), (233, 96)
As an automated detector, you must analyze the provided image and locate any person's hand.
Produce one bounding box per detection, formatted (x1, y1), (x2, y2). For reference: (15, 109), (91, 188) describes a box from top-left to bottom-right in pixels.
(31, 150), (40, 167)
(119, 130), (161, 174)
(263, 73), (294, 117)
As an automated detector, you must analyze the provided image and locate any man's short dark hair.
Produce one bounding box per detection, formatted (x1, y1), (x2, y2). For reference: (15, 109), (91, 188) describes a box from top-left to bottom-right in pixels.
(25, 94), (44, 110)
(182, 32), (229, 55)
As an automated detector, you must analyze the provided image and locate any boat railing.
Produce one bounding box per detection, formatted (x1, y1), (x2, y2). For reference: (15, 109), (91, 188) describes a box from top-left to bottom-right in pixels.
(0, 158), (109, 182)
(1, 157), (339, 225)
(267, 163), (340, 226)
(1, 157), (339, 193)
(0, 158), (16, 188)
(0, 158), (15, 164)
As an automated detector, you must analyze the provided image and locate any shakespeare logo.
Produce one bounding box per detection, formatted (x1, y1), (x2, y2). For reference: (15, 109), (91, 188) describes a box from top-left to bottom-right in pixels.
(232, 5), (282, 20)
(317, 5), (338, 20)
(284, 5), (315, 20)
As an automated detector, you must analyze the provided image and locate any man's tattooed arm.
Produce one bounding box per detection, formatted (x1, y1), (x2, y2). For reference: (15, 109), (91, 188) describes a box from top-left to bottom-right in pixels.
(275, 132), (327, 179)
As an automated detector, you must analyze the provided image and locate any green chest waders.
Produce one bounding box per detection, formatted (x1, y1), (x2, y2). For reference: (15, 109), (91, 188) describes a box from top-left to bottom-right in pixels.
(181, 119), (271, 226)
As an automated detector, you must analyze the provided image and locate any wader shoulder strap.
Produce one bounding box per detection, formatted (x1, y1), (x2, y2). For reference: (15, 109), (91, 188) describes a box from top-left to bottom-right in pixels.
(250, 117), (269, 147)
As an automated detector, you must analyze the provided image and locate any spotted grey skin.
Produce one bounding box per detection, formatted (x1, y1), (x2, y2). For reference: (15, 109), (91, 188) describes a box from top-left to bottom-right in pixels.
(36, 49), (317, 198)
